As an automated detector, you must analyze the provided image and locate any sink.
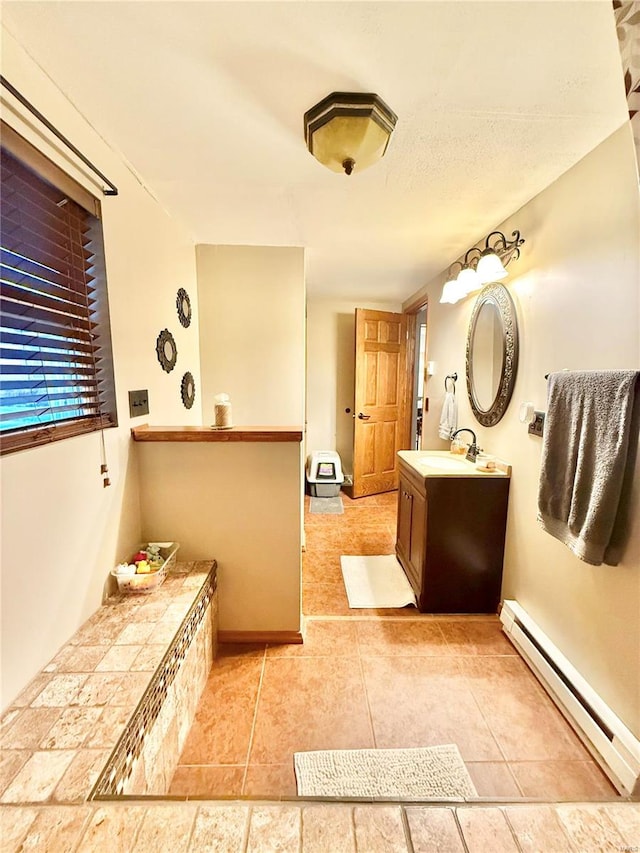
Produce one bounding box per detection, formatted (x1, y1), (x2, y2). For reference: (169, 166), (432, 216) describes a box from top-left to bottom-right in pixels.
(418, 456), (470, 471)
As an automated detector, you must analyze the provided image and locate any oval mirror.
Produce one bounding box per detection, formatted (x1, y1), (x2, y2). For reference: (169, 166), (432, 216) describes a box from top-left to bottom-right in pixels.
(466, 282), (518, 426)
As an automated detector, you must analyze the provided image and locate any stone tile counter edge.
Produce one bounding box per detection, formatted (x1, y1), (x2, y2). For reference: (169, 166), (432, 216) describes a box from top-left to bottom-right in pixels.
(0, 561), (218, 805)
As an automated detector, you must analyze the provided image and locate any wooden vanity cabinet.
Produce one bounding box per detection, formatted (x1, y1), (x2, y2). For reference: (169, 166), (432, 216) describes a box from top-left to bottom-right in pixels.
(396, 457), (510, 613)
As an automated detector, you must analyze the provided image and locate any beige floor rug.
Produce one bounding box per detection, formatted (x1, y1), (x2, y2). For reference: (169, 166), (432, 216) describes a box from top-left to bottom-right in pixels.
(340, 554), (416, 608)
(294, 745), (477, 799)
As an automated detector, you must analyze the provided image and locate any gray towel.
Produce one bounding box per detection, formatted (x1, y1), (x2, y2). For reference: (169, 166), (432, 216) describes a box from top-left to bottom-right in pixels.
(537, 370), (640, 566)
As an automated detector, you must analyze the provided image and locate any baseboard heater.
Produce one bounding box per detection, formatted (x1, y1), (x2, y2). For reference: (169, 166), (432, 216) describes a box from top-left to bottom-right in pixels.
(500, 599), (640, 796)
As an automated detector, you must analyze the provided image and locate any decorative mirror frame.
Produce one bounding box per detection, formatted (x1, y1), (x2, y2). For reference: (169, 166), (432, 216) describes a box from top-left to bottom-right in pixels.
(176, 288), (192, 328)
(156, 329), (177, 373)
(465, 282), (519, 427)
(181, 371), (196, 409)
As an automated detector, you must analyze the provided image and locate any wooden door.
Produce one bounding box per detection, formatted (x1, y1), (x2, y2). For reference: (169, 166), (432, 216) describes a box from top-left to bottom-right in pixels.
(352, 308), (410, 498)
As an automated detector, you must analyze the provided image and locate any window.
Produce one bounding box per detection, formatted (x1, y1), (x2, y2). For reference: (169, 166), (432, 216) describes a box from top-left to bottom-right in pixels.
(0, 121), (117, 454)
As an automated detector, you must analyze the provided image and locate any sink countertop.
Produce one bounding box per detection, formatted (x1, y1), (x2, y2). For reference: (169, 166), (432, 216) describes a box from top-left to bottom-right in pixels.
(398, 450), (511, 478)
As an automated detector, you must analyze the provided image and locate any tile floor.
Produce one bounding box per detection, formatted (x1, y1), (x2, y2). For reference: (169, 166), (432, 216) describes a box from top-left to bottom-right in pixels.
(169, 491), (618, 801)
(4, 801), (639, 852)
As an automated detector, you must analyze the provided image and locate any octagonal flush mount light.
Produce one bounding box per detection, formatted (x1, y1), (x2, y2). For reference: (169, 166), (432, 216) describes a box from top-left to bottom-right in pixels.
(304, 92), (397, 176)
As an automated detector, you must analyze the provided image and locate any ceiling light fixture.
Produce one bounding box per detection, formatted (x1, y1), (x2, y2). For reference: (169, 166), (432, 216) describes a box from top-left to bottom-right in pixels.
(304, 92), (397, 176)
(439, 230), (525, 305)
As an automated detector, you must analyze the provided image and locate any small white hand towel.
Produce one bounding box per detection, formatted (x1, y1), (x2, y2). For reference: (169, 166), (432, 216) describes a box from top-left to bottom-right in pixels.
(438, 391), (458, 441)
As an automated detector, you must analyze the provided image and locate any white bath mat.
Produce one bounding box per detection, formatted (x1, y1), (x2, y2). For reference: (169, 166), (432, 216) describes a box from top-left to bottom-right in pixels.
(340, 555), (416, 608)
(294, 745), (477, 799)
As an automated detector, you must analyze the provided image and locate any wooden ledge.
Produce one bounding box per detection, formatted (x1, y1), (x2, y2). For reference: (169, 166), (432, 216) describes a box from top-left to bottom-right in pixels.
(131, 424), (303, 443)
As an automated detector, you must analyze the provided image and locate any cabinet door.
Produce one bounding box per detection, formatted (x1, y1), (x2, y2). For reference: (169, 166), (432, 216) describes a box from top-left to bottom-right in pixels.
(409, 487), (426, 583)
(396, 478), (413, 564)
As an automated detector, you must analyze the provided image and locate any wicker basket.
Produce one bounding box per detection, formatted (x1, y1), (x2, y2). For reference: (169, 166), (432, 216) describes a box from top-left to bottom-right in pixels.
(111, 542), (180, 595)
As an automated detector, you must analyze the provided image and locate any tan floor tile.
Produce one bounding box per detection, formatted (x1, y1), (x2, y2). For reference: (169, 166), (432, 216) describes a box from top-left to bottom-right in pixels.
(406, 807), (466, 852)
(78, 805), (146, 852)
(39, 707), (102, 749)
(83, 706), (135, 749)
(361, 656), (502, 761)
(130, 644), (168, 672)
(302, 804), (355, 852)
(134, 600), (170, 621)
(439, 621), (517, 656)
(109, 672), (150, 706)
(0, 750), (76, 803)
(52, 749), (110, 803)
(179, 655), (263, 764)
(17, 805), (91, 852)
(188, 804), (249, 852)
(504, 805), (575, 853)
(0, 805), (38, 851)
(114, 621), (157, 645)
(54, 646), (109, 673)
(598, 803), (640, 846)
(302, 553), (345, 584)
(149, 620), (183, 645)
(0, 708), (62, 749)
(267, 620), (358, 658)
(243, 764), (297, 798)
(0, 751), (32, 797)
(457, 807), (520, 852)
(12, 674), (54, 707)
(460, 657), (590, 761)
(247, 805), (300, 853)
(0, 709), (22, 736)
(465, 762), (522, 798)
(356, 620), (449, 656)
(95, 645), (143, 672)
(132, 803), (198, 852)
(70, 673), (123, 707)
(250, 657), (373, 764)
(217, 643), (266, 659)
(509, 760), (616, 800)
(555, 804), (627, 852)
(302, 582), (351, 617)
(168, 765), (244, 797)
(353, 805), (408, 852)
(30, 674), (87, 707)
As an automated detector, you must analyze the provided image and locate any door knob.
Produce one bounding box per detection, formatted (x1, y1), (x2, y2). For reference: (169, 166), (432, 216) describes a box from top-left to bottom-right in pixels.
(357, 412), (371, 420)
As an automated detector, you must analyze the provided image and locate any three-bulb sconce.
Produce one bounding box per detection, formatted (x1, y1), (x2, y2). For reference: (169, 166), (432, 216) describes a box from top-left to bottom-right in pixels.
(440, 230), (525, 304)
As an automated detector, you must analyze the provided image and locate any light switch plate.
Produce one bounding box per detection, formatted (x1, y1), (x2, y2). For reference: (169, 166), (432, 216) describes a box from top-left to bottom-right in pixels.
(129, 389), (149, 418)
(528, 411), (545, 437)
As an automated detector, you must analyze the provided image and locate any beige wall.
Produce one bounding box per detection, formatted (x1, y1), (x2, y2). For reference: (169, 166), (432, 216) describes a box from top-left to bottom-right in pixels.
(136, 441), (302, 633)
(0, 28), (201, 709)
(196, 245), (305, 427)
(405, 124), (640, 736)
(306, 299), (402, 474)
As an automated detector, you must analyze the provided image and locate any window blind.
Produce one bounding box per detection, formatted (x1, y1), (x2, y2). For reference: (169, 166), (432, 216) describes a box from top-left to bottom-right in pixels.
(0, 136), (117, 454)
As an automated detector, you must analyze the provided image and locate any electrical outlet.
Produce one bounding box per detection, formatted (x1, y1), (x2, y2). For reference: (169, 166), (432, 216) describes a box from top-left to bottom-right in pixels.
(128, 389), (149, 418)
(528, 411), (545, 437)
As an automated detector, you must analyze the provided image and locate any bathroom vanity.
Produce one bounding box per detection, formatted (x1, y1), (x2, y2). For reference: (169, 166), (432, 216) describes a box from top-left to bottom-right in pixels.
(396, 450), (510, 613)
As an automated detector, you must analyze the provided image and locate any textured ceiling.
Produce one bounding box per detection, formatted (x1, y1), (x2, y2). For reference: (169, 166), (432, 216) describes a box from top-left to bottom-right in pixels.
(1, 1), (628, 301)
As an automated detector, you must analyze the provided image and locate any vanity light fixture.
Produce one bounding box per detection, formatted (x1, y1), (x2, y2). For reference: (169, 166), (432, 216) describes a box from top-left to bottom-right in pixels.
(439, 230), (525, 305)
(304, 92), (397, 176)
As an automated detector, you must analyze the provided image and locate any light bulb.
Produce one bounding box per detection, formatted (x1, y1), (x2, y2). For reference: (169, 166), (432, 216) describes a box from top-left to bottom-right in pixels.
(477, 250), (508, 284)
(457, 267), (482, 295)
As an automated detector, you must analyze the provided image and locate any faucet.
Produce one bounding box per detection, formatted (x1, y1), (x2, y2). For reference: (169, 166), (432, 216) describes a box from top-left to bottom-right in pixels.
(452, 428), (482, 463)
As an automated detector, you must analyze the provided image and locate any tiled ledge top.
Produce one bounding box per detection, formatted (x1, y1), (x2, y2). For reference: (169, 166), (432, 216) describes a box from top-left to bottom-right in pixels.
(2, 800), (638, 852)
(0, 560), (216, 807)
(132, 425), (303, 442)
